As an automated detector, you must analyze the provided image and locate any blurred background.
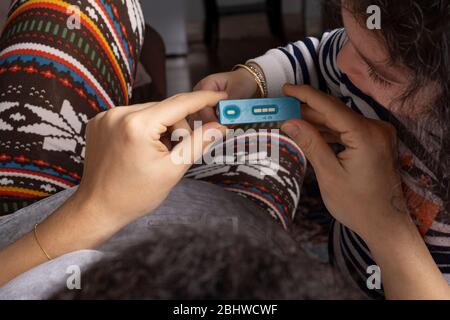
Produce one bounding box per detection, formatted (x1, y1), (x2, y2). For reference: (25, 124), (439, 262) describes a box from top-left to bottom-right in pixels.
(138, 0), (340, 95)
(0, 1), (341, 97)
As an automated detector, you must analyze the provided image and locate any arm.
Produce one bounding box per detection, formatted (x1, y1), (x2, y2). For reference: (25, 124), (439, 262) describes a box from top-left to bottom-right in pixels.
(192, 30), (343, 123)
(247, 29), (343, 97)
(366, 212), (450, 299)
(0, 193), (120, 287)
(282, 84), (450, 299)
(0, 91), (227, 287)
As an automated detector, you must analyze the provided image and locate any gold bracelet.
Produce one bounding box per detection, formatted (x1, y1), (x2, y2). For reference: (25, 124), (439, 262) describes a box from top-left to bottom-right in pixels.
(246, 63), (268, 97)
(34, 224), (52, 261)
(232, 64), (267, 98)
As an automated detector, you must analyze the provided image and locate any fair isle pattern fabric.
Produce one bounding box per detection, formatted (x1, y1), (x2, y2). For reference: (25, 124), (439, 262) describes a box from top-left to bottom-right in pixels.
(249, 28), (450, 298)
(0, 0), (145, 215)
(186, 131), (307, 230)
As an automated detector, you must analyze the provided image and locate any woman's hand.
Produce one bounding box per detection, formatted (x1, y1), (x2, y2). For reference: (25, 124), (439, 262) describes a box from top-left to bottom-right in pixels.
(281, 84), (450, 299)
(75, 91), (228, 228)
(190, 69), (258, 123)
(0, 91), (227, 286)
(281, 84), (406, 241)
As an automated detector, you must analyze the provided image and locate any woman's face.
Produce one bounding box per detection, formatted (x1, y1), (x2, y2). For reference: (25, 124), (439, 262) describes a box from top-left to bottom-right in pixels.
(336, 5), (436, 116)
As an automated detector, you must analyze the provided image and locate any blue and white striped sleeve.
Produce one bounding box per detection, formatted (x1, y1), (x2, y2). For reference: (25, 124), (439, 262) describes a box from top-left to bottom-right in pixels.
(247, 29), (346, 97)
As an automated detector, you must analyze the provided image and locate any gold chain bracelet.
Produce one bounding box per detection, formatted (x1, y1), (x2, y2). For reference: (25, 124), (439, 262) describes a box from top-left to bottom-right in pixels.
(34, 223), (52, 260)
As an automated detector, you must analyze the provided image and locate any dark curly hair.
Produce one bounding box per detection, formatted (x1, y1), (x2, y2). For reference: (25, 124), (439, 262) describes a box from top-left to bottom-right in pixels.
(52, 224), (362, 300)
(336, 0), (450, 214)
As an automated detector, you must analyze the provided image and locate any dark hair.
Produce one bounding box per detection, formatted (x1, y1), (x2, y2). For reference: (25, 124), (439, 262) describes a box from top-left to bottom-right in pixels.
(52, 225), (362, 300)
(341, 0), (450, 213)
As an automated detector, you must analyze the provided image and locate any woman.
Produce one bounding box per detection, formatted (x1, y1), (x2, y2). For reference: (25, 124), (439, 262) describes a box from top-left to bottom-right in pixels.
(0, 0), (449, 299)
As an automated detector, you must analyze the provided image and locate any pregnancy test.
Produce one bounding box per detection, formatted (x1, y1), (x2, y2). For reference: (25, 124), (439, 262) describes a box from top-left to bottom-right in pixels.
(218, 97), (301, 125)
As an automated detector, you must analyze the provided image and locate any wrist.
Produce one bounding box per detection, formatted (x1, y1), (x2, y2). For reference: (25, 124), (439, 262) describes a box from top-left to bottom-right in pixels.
(362, 206), (417, 252)
(69, 188), (126, 237)
(358, 207), (450, 299)
(233, 66), (264, 98)
(34, 190), (124, 260)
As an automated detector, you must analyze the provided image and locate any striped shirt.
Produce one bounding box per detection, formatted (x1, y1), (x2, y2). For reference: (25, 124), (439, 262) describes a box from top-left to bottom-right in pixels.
(249, 28), (450, 299)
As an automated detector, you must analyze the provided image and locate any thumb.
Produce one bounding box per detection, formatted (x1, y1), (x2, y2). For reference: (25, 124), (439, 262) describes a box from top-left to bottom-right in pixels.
(281, 119), (340, 177)
(169, 122), (227, 172)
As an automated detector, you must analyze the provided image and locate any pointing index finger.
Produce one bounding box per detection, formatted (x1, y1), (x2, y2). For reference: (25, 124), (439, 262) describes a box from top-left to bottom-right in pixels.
(140, 91), (228, 127)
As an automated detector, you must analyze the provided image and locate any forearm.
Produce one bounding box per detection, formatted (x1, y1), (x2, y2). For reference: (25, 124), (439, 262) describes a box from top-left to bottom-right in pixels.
(365, 213), (450, 300)
(0, 193), (123, 287)
(247, 32), (333, 97)
(247, 51), (296, 97)
(0, 91), (225, 289)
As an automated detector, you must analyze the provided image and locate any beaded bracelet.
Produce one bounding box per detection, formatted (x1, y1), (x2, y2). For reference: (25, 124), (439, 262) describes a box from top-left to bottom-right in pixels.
(232, 63), (267, 98)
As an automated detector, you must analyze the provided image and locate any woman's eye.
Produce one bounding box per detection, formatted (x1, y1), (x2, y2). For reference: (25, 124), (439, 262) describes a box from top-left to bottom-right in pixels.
(367, 65), (392, 88)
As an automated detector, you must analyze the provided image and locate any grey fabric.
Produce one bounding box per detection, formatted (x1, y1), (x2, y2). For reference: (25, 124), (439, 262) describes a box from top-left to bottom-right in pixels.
(0, 250), (105, 300)
(0, 178), (294, 300)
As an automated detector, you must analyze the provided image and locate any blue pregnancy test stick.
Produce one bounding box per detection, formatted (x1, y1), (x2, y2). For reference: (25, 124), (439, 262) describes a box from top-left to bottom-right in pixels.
(218, 97), (301, 125)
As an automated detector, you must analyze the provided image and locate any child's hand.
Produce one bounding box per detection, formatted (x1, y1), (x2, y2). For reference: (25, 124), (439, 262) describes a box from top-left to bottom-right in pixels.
(191, 69), (259, 123)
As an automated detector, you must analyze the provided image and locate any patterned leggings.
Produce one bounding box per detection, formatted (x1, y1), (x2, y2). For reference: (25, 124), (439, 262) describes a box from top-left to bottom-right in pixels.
(0, 0), (145, 213)
(0, 0), (306, 229)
